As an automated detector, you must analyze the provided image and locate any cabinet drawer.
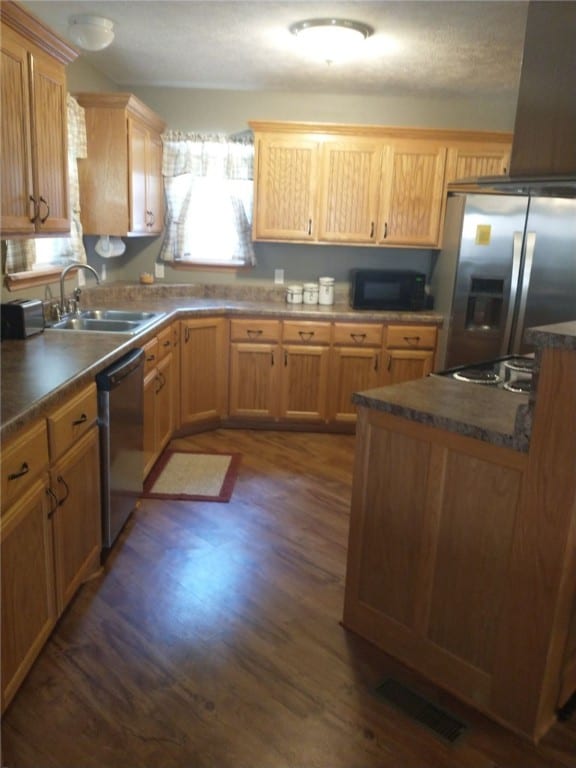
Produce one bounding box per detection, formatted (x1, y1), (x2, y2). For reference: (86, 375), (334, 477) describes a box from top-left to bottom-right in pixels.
(143, 337), (159, 374)
(1, 420), (49, 511)
(157, 326), (173, 361)
(47, 384), (98, 462)
(282, 321), (331, 344)
(333, 323), (383, 347)
(230, 318), (281, 342)
(386, 325), (437, 350)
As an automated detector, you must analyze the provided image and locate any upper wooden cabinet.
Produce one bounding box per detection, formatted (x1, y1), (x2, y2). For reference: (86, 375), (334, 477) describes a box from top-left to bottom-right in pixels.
(250, 122), (512, 249)
(74, 93), (166, 236)
(0, 1), (78, 237)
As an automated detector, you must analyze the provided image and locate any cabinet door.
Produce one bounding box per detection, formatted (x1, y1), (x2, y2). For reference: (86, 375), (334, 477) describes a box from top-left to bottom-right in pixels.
(318, 138), (382, 243)
(229, 342), (279, 419)
(180, 318), (228, 425)
(143, 367), (158, 480)
(280, 345), (330, 422)
(0, 28), (35, 235)
(445, 143), (511, 186)
(51, 427), (101, 614)
(155, 352), (174, 454)
(1, 476), (56, 713)
(146, 132), (164, 234)
(31, 50), (69, 233)
(253, 134), (319, 241)
(128, 118), (148, 234)
(379, 141), (447, 247)
(383, 349), (435, 385)
(329, 347), (382, 423)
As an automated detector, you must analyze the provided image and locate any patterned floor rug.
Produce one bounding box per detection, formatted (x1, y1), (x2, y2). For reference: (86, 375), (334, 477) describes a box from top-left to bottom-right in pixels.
(142, 449), (241, 502)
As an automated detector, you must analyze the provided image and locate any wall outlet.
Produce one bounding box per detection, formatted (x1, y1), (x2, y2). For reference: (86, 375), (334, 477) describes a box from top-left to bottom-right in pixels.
(274, 268), (285, 284)
(154, 263), (165, 279)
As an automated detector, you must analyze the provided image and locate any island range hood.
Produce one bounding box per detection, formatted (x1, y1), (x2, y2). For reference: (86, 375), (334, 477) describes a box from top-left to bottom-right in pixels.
(452, 1), (576, 197)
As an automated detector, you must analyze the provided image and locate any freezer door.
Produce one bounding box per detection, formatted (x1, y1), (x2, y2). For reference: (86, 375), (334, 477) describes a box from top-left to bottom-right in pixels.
(511, 197), (576, 353)
(439, 194), (529, 368)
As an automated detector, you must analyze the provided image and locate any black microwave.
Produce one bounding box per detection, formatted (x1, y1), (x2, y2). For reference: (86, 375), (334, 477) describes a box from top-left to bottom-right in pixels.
(350, 269), (427, 311)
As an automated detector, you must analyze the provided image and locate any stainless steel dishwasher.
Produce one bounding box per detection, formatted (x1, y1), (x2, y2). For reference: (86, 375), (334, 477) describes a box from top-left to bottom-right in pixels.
(96, 348), (144, 553)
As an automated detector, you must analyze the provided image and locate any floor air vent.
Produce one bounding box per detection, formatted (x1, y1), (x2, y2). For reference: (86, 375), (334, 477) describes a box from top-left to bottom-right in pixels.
(375, 678), (467, 743)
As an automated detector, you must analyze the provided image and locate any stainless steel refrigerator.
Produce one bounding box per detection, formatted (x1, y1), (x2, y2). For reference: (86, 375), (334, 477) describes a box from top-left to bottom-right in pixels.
(431, 192), (576, 369)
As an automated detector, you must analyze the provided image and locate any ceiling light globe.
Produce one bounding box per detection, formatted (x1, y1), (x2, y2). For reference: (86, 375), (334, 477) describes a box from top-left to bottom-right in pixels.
(68, 15), (115, 52)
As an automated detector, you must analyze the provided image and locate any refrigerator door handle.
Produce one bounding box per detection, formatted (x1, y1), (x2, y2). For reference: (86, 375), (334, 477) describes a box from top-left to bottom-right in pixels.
(502, 231), (525, 355)
(512, 232), (537, 352)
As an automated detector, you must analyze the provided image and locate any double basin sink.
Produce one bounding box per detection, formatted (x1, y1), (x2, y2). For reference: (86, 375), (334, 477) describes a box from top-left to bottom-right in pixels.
(48, 309), (164, 335)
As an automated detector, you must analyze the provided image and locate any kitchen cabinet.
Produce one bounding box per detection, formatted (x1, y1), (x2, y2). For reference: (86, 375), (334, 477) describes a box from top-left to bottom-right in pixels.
(46, 383), (101, 614)
(229, 318), (281, 420)
(1, 420), (54, 713)
(74, 92), (166, 237)
(280, 321), (331, 422)
(382, 325), (436, 385)
(251, 132), (319, 240)
(250, 122), (512, 249)
(0, 2), (77, 237)
(180, 317), (228, 428)
(329, 323), (383, 423)
(142, 330), (175, 479)
(444, 140), (511, 186)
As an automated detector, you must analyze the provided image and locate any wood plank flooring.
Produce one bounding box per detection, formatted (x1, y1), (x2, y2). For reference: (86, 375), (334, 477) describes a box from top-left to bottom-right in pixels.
(2, 429), (575, 768)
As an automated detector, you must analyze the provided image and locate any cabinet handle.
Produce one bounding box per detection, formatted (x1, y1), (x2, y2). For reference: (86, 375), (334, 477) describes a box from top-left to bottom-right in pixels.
(8, 462), (29, 481)
(403, 335), (421, 345)
(184, 326), (191, 343)
(298, 331), (314, 341)
(271, 351), (275, 366)
(350, 333), (366, 344)
(374, 354), (379, 372)
(147, 353), (156, 362)
(29, 195), (39, 223)
(39, 196), (50, 223)
(46, 487), (59, 518)
(387, 354), (392, 372)
(307, 219), (312, 236)
(383, 222), (388, 239)
(370, 221), (374, 238)
(284, 350), (288, 366)
(246, 329), (263, 339)
(72, 413), (88, 426)
(155, 373), (163, 393)
(56, 475), (70, 506)
(162, 339), (171, 347)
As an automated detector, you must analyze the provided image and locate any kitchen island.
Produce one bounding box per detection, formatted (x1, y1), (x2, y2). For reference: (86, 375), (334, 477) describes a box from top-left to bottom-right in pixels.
(343, 320), (576, 743)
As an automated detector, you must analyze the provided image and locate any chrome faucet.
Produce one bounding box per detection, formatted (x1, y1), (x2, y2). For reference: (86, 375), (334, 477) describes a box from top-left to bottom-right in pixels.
(59, 262), (100, 314)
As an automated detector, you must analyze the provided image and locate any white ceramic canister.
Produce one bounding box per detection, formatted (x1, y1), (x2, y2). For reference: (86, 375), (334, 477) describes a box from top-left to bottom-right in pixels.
(286, 285), (303, 304)
(318, 276), (335, 305)
(302, 282), (319, 304)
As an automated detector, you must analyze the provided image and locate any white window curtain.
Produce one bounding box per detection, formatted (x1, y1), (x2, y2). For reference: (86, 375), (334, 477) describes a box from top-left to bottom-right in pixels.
(5, 94), (88, 273)
(160, 131), (256, 267)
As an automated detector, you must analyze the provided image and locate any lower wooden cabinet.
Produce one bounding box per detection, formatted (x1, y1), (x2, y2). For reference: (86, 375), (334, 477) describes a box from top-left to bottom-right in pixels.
(180, 317), (228, 426)
(143, 328), (175, 479)
(50, 427), (101, 613)
(1, 383), (101, 713)
(1, 475), (56, 713)
(383, 325), (437, 385)
(329, 323), (383, 423)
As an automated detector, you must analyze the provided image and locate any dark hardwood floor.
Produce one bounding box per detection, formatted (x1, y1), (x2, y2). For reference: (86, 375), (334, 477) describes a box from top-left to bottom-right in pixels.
(2, 429), (575, 767)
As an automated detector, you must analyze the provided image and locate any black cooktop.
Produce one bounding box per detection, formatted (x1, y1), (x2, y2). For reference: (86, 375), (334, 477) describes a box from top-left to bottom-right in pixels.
(434, 355), (535, 393)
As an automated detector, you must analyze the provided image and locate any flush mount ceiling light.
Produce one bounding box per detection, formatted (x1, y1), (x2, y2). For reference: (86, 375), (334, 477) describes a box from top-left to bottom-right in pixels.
(290, 18), (374, 63)
(68, 15), (115, 51)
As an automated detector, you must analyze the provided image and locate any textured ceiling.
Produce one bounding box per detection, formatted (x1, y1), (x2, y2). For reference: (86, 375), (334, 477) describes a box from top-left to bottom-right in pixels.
(23, 1), (529, 98)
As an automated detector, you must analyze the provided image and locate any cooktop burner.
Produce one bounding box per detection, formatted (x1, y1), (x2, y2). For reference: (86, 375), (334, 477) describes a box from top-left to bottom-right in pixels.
(453, 369), (501, 385)
(434, 354), (534, 394)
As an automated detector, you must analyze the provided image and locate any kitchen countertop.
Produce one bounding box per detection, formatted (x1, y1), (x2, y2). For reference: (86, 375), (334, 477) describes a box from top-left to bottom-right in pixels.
(0, 287), (443, 441)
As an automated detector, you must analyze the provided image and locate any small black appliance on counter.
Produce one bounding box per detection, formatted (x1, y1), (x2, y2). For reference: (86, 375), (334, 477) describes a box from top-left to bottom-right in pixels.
(350, 269), (427, 311)
(1, 299), (45, 340)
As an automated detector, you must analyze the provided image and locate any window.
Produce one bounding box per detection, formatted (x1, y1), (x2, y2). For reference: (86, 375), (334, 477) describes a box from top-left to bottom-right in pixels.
(160, 133), (255, 267)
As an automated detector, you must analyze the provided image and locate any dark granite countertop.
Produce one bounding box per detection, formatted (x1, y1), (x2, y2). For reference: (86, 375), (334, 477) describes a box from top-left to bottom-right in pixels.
(353, 377), (529, 450)
(0, 287), (443, 441)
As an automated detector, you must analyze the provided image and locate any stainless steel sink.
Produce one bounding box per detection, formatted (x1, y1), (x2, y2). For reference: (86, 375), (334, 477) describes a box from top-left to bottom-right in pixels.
(47, 310), (164, 334)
